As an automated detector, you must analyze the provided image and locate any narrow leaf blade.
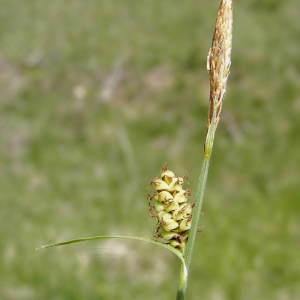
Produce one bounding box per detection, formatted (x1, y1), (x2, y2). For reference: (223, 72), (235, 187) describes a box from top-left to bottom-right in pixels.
(37, 235), (184, 262)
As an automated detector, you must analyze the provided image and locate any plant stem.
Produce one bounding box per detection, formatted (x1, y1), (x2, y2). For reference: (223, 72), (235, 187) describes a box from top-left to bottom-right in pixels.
(176, 0), (233, 296)
(185, 121), (217, 270)
(176, 288), (185, 300)
(175, 121), (218, 300)
(176, 260), (188, 300)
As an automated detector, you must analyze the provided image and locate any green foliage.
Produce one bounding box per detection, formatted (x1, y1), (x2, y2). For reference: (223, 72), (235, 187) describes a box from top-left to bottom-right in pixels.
(0, 0), (299, 299)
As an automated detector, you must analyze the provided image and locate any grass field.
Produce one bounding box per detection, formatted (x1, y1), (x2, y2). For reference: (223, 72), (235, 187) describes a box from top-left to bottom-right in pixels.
(1, 0), (300, 299)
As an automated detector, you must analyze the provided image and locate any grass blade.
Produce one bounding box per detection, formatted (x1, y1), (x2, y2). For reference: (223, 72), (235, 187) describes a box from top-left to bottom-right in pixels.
(37, 234), (185, 264)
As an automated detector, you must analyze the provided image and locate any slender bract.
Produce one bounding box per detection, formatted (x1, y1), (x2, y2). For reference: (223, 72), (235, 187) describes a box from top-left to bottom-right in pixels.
(179, 1), (233, 298)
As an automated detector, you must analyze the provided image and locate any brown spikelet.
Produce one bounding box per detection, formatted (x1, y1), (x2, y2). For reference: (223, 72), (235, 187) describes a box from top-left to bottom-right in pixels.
(207, 0), (233, 125)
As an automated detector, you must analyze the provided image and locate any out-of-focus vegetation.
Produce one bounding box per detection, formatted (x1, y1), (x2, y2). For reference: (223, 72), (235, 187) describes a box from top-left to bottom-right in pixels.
(0, 0), (299, 299)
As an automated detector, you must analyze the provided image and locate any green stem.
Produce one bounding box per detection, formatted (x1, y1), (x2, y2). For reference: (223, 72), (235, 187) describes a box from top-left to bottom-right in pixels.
(185, 122), (217, 270)
(176, 260), (188, 300)
(174, 121), (218, 299)
(176, 288), (185, 300)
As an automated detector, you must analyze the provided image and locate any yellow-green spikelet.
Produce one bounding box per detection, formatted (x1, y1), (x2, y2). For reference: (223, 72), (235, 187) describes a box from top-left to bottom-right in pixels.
(149, 168), (193, 252)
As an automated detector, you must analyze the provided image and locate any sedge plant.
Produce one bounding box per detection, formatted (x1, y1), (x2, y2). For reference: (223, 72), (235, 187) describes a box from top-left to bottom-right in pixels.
(38, 1), (233, 299)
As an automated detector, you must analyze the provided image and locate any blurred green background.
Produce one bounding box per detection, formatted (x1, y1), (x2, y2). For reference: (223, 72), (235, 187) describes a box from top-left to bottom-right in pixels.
(1, 0), (299, 299)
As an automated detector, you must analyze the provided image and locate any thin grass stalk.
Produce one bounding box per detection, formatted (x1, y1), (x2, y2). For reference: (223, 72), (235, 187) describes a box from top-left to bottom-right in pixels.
(176, 262), (188, 300)
(177, 0), (233, 298)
